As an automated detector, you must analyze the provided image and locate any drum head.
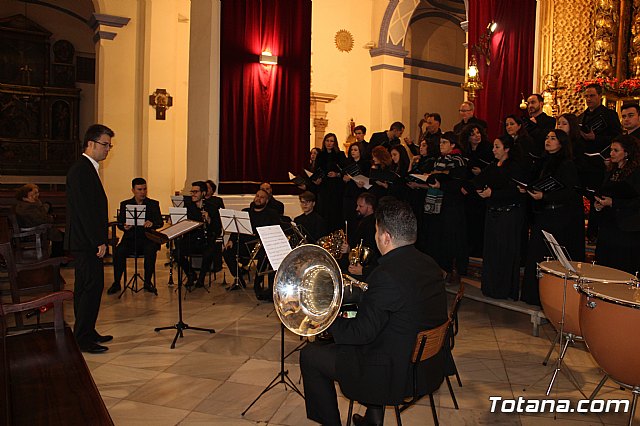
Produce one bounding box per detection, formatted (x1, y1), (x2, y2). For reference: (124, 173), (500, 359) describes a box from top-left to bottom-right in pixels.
(539, 261), (635, 283)
(577, 282), (640, 308)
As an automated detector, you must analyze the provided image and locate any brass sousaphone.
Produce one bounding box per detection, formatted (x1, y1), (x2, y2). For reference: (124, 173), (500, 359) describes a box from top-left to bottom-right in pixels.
(273, 244), (367, 336)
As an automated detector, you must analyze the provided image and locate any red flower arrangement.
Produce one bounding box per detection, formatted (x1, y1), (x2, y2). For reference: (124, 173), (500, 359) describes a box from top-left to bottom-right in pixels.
(619, 78), (640, 95)
(574, 77), (618, 93)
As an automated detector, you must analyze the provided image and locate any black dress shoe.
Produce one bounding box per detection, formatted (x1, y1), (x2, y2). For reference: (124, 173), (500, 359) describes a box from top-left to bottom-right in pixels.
(80, 343), (109, 354)
(94, 334), (113, 343)
(107, 283), (121, 295)
(352, 414), (378, 426)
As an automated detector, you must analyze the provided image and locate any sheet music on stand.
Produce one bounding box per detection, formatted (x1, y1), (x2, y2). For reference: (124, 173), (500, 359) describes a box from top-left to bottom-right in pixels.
(171, 195), (185, 208)
(219, 209), (252, 235)
(169, 207), (187, 224)
(256, 225), (292, 271)
(541, 230), (576, 274)
(125, 205), (146, 226)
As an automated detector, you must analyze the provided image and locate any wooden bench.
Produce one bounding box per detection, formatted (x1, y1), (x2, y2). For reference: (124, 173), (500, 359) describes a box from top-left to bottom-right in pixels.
(1, 291), (113, 425)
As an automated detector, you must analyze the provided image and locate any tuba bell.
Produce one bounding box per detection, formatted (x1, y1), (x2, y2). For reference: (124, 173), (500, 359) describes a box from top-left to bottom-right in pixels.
(273, 244), (367, 336)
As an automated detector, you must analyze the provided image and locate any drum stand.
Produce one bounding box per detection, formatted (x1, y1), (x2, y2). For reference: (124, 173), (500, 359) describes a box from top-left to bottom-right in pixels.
(534, 238), (586, 397)
(242, 323), (304, 416)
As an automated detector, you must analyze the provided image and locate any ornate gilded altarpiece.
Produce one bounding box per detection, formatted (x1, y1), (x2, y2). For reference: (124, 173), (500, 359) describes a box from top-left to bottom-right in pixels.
(0, 15), (81, 177)
(535, 0), (640, 115)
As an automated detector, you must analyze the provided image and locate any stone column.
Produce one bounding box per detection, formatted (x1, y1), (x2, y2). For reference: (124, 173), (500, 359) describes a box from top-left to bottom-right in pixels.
(369, 46), (408, 130)
(310, 92), (337, 148)
(184, 0), (221, 191)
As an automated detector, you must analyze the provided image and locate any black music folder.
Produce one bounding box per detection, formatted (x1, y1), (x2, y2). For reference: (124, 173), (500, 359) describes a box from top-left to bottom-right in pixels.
(512, 175), (564, 193)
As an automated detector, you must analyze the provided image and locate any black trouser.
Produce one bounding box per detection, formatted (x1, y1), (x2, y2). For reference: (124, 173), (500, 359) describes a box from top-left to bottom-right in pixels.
(72, 250), (104, 346)
(176, 235), (213, 282)
(113, 238), (159, 285)
(300, 342), (342, 425)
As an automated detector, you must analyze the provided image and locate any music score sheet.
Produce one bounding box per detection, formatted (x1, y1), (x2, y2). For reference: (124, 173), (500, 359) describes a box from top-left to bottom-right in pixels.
(257, 225), (292, 271)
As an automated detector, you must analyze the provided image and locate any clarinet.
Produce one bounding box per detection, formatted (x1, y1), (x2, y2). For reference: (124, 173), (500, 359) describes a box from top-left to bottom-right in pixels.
(200, 205), (208, 240)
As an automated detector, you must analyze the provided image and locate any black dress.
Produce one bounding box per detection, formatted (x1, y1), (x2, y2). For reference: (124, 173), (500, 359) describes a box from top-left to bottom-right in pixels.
(342, 158), (370, 230)
(464, 141), (494, 258)
(424, 150), (469, 274)
(521, 153), (585, 305)
(315, 149), (347, 232)
(408, 156), (435, 252)
(474, 159), (527, 300)
(595, 168), (640, 275)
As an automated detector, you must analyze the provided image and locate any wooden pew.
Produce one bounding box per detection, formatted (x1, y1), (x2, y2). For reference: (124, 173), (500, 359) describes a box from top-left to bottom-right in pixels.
(0, 291), (113, 426)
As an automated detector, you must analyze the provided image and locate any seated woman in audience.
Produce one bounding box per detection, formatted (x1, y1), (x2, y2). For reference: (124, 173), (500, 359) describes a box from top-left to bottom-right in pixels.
(342, 141), (370, 228)
(314, 134), (346, 232)
(424, 132), (468, 283)
(521, 129), (585, 305)
(594, 134), (640, 274)
(369, 146), (394, 200)
(460, 123), (493, 258)
(407, 140), (436, 251)
(14, 184), (64, 257)
(475, 136), (526, 300)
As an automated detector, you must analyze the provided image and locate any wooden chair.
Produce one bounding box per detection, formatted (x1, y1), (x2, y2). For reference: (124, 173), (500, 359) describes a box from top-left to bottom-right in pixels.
(1, 290), (114, 425)
(7, 212), (51, 262)
(446, 283), (465, 390)
(0, 242), (65, 329)
(346, 319), (452, 426)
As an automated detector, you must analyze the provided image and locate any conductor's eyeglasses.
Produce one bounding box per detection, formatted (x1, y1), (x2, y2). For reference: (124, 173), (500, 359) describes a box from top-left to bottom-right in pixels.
(93, 140), (113, 149)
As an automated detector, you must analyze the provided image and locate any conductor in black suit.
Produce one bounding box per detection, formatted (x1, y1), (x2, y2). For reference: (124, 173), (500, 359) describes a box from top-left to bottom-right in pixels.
(300, 199), (448, 426)
(107, 177), (164, 295)
(65, 124), (114, 354)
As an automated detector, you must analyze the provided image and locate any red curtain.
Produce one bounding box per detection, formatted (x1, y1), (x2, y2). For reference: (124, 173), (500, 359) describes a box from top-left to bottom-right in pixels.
(219, 0), (311, 194)
(468, 0), (536, 139)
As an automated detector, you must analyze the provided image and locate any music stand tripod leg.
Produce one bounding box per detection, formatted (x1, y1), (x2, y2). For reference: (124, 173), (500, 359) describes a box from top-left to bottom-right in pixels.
(118, 207), (150, 298)
(242, 323), (304, 416)
(154, 234), (215, 349)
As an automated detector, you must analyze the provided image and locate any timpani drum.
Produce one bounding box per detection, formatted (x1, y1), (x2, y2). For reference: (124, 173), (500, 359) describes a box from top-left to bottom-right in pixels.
(538, 261), (635, 336)
(578, 281), (640, 387)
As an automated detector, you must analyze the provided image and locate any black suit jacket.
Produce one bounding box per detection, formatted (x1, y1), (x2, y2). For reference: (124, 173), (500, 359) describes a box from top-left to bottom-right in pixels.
(64, 155), (108, 252)
(330, 245), (448, 405)
(453, 116), (488, 135)
(117, 197), (163, 242)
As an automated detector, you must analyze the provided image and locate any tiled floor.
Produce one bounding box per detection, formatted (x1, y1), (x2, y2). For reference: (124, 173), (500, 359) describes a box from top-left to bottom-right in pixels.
(50, 251), (639, 425)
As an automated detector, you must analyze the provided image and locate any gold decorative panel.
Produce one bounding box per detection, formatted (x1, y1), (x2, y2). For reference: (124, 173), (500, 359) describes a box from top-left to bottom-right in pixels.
(551, 0), (595, 115)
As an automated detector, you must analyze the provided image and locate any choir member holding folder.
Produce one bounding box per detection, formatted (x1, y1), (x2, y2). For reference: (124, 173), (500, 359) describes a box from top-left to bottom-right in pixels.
(521, 130), (585, 305)
(594, 135), (640, 274)
(475, 136), (526, 300)
(315, 133), (346, 232)
(342, 142), (370, 228)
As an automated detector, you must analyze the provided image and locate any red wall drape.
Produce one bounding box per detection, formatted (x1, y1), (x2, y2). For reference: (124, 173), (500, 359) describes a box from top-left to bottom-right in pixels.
(468, 0), (536, 140)
(219, 0), (311, 194)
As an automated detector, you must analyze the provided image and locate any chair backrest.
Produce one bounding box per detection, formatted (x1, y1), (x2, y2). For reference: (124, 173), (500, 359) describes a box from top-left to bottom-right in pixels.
(0, 241), (63, 328)
(0, 302), (10, 425)
(7, 212), (20, 235)
(449, 282), (465, 320)
(412, 319), (452, 364)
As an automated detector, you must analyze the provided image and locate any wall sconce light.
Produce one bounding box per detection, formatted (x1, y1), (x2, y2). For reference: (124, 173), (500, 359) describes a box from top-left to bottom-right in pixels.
(461, 54), (484, 101)
(259, 51), (278, 65)
(473, 21), (497, 66)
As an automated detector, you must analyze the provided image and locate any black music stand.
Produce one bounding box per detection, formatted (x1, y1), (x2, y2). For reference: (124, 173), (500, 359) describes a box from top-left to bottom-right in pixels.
(118, 205), (155, 297)
(242, 226), (304, 416)
(153, 220), (215, 348)
(242, 323), (304, 416)
(219, 209), (254, 296)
